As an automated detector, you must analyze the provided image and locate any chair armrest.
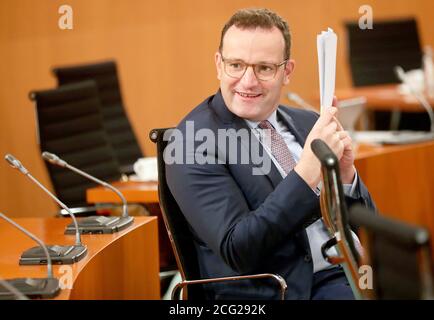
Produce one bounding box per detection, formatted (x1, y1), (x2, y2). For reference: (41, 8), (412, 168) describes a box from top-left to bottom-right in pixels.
(321, 236), (345, 265)
(172, 273), (287, 300)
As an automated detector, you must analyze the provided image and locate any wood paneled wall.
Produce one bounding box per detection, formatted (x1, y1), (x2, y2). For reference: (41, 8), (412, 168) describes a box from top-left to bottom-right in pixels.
(1, 0), (433, 217)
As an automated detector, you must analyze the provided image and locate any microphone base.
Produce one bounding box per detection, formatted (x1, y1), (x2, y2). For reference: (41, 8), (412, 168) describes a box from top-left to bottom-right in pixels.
(19, 244), (88, 265)
(0, 278), (60, 300)
(64, 215), (134, 234)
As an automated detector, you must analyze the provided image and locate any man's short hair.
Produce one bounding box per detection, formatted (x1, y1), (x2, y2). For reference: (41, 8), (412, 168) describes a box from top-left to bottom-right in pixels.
(219, 8), (291, 60)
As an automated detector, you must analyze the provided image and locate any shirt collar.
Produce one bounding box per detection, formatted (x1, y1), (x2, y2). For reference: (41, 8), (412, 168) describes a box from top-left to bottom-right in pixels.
(244, 110), (279, 131)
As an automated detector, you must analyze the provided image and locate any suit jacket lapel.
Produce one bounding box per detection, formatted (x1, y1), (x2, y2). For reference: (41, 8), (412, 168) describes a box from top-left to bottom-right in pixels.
(276, 108), (314, 251)
(276, 108), (309, 148)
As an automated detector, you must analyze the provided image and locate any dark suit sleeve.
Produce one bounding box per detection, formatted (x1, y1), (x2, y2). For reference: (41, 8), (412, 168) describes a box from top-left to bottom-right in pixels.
(345, 174), (377, 212)
(166, 141), (320, 274)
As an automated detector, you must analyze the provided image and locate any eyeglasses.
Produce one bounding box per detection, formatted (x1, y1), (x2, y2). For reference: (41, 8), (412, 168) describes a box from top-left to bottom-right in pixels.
(221, 56), (288, 81)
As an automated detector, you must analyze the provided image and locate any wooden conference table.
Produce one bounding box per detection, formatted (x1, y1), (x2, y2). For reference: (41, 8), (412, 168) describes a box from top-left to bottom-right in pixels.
(87, 181), (176, 271)
(355, 141), (434, 244)
(336, 84), (434, 112)
(87, 141), (434, 259)
(0, 217), (160, 299)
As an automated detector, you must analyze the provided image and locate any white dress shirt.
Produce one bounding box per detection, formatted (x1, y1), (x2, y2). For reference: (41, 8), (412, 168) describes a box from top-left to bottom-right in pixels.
(245, 110), (358, 273)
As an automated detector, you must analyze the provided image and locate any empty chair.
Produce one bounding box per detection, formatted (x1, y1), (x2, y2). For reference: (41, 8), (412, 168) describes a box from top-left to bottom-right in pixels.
(344, 18), (429, 131)
(29, 80), (122, 210)
(350, 204), (433, 300)
(345, 18), (422, 87)
(52, 60), (143, 174)
(150, 128), (287, 300)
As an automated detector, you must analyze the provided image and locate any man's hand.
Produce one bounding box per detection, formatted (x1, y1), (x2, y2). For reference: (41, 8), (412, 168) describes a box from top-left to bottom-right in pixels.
(335, 123), (356, 183)
(294, 107), (345, 189)
(332, 97), (356, 184)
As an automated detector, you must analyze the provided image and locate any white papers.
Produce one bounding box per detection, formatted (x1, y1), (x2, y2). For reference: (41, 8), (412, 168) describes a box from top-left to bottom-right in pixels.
(317, 28), (337, 113)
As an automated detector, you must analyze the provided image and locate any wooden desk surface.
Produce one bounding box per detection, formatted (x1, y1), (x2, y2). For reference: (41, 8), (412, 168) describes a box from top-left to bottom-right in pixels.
(336, 84), (434, 112)
(0, 216), (160, 299)
(87, 181), (158, 204)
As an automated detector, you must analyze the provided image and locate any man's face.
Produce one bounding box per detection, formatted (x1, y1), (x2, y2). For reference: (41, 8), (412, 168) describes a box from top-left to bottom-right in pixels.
(215, 25), (295, 121)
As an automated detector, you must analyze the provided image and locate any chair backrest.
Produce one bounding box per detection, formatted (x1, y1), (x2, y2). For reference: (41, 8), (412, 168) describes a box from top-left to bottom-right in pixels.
(52, 60), (143, 174)
(311, 139), (362, 298)
(350, 205), (434, 300)
(150, 128), (204, 299)
(30, 80), (122, 207)
(345, 18), (422, 86)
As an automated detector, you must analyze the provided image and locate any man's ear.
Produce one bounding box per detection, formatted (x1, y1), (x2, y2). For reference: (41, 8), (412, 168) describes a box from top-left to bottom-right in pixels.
(215, 52), (223, 80)
(283, 59), (295, 85)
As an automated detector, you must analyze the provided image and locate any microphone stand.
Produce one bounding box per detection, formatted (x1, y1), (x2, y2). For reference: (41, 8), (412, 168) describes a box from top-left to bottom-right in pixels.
(42, 152), (134, 234)
(4, 154), (87, 264)
(0, 212), (60, 299)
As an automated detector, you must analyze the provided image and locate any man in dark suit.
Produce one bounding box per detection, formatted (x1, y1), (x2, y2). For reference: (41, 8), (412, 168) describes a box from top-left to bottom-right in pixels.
(166, 8), (376, 299)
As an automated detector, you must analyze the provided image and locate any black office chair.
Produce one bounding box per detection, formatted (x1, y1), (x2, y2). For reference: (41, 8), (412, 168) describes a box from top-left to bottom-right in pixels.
(344, 18), (428, 131)
(52, 60), (143, 174)
(149, 128), (287, 300)
(345, 18), (422, 87)
(311, 139), (363, 299)
(29, 80), (122, 214)
(312, 139), (433, 300)
(350, 204), (434, 300)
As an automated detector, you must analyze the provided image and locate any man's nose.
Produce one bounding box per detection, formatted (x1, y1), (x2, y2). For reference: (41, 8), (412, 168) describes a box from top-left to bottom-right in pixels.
(240, 66), (259, 87)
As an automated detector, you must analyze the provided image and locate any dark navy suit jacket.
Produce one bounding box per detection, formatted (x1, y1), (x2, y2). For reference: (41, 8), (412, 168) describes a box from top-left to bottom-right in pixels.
(166, 90), (375, 299)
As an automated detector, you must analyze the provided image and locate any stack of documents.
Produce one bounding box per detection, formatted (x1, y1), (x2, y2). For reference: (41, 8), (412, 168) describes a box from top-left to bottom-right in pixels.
(317, 28), (337, 113)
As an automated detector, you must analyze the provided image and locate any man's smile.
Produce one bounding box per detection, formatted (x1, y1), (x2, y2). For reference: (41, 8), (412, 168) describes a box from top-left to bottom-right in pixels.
(235, 91), (263, 99)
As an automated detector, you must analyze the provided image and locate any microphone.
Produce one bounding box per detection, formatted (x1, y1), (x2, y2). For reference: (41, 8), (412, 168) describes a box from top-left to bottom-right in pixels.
(4, 154), (87, 264)
(0, 277), (28, 300)
(0, 212), (60, 299)
(395, 65), (434, 133)
(42, 151), (134, 234)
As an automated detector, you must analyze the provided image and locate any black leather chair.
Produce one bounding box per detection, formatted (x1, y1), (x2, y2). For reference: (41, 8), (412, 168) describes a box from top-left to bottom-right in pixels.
(52, 60), (143, 174)
(350, 205), (434, 300)
(344, 18), (429, 131)
(149, 128), (287, 300)
(312, 139), (433, 300)
(311, 139), (363, 299)
(345, 18), (422, 87)
(29, 80), (122, 213)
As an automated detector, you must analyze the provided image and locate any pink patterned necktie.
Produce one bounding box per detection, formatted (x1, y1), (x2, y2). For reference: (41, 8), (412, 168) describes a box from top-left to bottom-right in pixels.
(258, 120), (297, 175)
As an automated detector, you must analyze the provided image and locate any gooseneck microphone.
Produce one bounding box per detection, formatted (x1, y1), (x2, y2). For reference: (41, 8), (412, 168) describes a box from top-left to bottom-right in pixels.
(42, 151), (134, 234)
(4, 154), (87, 264)
(0, 212), (60, 299)
(395, 66), (434, 133)
(42, 152), (128, 217)
(0, 277), (28, 300)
